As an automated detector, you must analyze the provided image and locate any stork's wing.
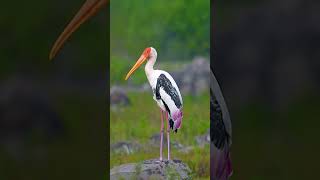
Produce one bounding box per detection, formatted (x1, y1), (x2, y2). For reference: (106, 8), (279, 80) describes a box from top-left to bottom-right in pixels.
(156, 73), (183, 112)
(210, 69), (233, 179)
(210, 69), (232, 142)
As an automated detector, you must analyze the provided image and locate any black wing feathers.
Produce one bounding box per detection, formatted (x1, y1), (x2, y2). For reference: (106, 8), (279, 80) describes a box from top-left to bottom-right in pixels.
(210, 90), (230, 149)
(155, 74), (182, 108)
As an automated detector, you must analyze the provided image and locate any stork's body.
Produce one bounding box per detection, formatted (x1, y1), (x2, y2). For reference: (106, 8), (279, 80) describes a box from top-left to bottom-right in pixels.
(125, 47), (183, 160)
(148, 70), (183, 129)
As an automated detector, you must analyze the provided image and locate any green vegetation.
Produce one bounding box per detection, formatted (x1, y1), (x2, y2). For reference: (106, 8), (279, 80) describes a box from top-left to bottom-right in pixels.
(165, 164), (179, 180)
(111, 0), (210, 60)
(134, 162), (142, 179)
(110, 92), (209, 145)
(110, 56), (146, 85)
(110, 92), (210, 179)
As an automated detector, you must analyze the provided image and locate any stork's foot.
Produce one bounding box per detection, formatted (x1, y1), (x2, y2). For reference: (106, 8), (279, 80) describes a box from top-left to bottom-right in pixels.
(155, 158), (163, 163)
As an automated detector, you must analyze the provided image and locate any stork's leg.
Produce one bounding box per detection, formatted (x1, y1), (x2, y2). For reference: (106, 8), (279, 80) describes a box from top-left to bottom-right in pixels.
(159, 109), (164, 161)
(166, 112), (170, 160)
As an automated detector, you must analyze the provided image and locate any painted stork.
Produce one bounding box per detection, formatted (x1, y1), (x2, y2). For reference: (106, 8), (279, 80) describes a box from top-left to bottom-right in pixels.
(125, 47), (183, 161)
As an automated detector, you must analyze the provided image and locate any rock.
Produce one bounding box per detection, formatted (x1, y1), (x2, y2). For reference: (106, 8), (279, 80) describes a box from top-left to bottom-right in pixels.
(149, 133), (181, 148)
(195, 129), (210, 147)
(110, 159), (192, 180)
(172, 57), (210, 96)
(172, 141), (184, 149)
(172, 141), (194, 154)
(110, 86), (130, 107)
(110, 141), (141, 155)
(149, 133), (167, 146)
(178, 146), (194, 154)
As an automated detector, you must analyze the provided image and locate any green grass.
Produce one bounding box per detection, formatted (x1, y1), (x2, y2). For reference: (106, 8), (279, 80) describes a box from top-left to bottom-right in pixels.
(110, 91), (210, 179)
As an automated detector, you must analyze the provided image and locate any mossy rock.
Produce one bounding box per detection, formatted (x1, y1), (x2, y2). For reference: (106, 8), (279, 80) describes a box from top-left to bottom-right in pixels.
(110, 159), (192, 180)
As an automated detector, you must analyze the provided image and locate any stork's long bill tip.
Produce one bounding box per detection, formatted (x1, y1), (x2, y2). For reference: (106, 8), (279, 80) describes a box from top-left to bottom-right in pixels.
(49, 0), (108, 60)
(125, 55), (150, 81)
(125, 72), (132, 80)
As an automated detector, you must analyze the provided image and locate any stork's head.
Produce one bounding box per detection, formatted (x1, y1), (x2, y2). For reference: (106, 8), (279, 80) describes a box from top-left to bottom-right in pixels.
(125, 47), (157, 80)
(49, 0), (108, 60)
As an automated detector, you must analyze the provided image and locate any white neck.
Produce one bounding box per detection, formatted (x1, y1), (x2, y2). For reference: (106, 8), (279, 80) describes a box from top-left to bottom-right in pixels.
(145, 54), (157, 77)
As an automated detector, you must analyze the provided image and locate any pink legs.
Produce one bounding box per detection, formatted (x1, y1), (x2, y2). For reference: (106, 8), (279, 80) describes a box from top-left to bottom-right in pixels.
(166, 112), (170, 160)
(159, 109), (170, 161)
(159, 109), (164, 161)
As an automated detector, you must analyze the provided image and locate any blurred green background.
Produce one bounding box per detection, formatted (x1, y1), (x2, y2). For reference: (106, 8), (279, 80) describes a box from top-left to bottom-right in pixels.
(214, 0), (320, 179)
(110, 0), (210, 179)
(111, 0), (210, 60)
(0, 1), (107, 179)
(110, 0), (210, 85)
